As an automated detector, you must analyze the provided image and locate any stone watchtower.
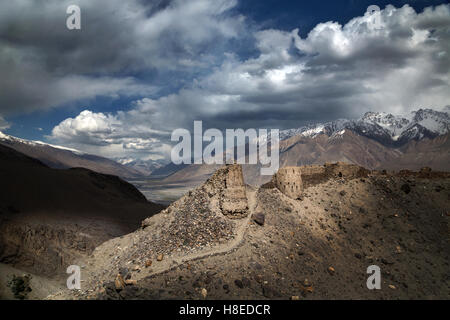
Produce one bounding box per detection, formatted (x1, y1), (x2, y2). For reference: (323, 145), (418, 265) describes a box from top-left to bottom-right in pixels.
(273, 167), (303, 199)
(221, 164), (248, 219)
(203, 164), (249, 219)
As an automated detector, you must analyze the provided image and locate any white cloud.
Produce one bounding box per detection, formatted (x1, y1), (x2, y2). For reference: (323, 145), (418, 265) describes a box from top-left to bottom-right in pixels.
(0, 0), (244, 115)
(50, 109), (172, 159)
(49, 4), (450, 160)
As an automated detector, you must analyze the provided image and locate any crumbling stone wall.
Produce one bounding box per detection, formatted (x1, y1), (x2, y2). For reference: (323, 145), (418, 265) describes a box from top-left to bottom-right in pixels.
(272, 162), (370, 199)
(204, 164), (248, 219)
(273, 167), (303, 200)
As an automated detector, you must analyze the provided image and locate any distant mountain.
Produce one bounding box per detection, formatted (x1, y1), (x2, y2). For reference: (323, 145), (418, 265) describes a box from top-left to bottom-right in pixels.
(160, 108), (450, 186)
(149, 162), (190, 178)
(115, 157), (168, 176)
(0, 131), (143, 179)
(280, 108), (450, 146)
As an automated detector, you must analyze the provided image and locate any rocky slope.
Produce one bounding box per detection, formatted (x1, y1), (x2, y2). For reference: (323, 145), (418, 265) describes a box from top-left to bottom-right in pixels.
(0, 131), (143, 178)
(0, 144), (164, 280)
(49, 163), (449, 300)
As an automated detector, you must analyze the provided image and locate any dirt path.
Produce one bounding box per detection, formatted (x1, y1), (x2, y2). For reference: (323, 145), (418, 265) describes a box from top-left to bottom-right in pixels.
(48, 187), (258, 299)
(121, 187), (257, 282)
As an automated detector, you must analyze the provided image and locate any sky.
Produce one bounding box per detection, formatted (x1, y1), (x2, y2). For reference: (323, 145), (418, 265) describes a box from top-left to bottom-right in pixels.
(0, 0), (449, 160)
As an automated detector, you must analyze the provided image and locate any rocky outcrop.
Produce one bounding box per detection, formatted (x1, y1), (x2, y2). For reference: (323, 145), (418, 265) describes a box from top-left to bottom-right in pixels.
(0, 219), (97, 277)
(82, 165), (253, 286)
(0, 144), (164, 277)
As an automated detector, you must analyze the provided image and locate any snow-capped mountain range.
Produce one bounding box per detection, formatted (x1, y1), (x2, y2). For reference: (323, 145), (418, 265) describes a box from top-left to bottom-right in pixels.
(280, 108), (450, 146)
(0, 130), (84, 154)
(0, 130), (144, 178)
(1, 108), (448, 180)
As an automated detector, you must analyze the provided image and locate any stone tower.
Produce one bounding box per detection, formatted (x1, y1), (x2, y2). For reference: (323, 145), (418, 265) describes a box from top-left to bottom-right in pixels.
(273, 167), (303, 199)
(204, 164), (248, 219)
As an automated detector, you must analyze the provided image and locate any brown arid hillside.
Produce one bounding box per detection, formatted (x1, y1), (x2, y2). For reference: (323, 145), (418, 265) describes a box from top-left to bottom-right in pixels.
(47, 163), (449, 300)
(0, 144), (164, 285)
(389, 133), (450, 171)
(159, 130), (450, 187)
(0, 131), (143, 179)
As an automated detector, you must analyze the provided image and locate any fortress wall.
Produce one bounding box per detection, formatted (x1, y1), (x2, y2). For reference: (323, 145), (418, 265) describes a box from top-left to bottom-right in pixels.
(273, 167), (303, 200)
(273, 162), (370, 199)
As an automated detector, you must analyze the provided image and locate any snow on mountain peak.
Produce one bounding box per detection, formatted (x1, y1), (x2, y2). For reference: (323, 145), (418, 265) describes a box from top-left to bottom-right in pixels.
(0, 130), (84, 154)
(281, 108), (450, 145)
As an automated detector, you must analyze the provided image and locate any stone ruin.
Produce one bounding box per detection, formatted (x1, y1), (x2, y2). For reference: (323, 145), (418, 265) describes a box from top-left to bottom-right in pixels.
(203, 164), (249, 219)
(268, 162), (370, 199)
(272, 167), (303, 200)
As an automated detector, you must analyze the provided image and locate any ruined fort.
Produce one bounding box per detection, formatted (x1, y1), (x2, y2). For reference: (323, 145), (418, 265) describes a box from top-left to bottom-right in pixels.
(268, 162), (371, 199)
(203, 164), (249, 219)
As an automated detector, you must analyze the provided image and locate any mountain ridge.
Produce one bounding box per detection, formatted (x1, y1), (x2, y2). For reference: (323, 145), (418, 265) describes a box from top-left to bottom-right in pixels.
(0, 131), (144, 179)
(279, 108), (450, 147)
(156, 108), (450, 187)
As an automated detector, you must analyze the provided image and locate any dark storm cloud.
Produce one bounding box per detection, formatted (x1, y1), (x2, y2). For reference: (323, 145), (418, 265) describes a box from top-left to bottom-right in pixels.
(10, 3), (450, 160)
(0, 0), (244, 116)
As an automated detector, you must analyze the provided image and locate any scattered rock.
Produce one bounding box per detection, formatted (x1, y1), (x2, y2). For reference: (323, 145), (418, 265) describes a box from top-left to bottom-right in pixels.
(252, 213), (265, 226)
(157, 254), (164, 262)
(327, 266), (335, 275)
(118, 267), (130, 279)
(201, 288), (208, 299)
(301, 285), (314, 296)
(420, 167), (432, 174)
(145, 260), (152, 268)
(7, 274), (32, 300)
(125, 279), (137, 286)
(234, 279), (243, 288)
(400, 183), (411, 194)
(242, 277), (251, 288)
(388, 284), (396, 290)
(252, 262), (263, 270)
(291, 296), (300, 300)
(114, 274), (126, 291)
(262, 285), (280, 298)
